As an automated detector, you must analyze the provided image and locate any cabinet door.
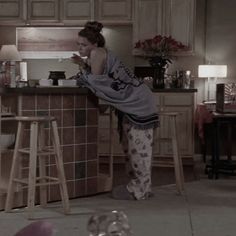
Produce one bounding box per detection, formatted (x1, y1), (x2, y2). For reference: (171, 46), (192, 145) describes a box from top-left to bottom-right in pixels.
(96, 0), (132, 24)
(0, 0), (25, 25)
(62, 0), (94, 25)
(164, 0), (195, 52)
(27, 0), (60, 24)
(161, 106), (193, 155)
(133, 0), (163, 44)
(161, 93), (194, 156)
(98, 109), (124, 157)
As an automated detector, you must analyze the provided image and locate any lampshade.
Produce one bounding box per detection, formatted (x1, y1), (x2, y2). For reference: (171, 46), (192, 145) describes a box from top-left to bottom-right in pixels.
(198, 65), (227, 78)
(0, 45), (22, 61)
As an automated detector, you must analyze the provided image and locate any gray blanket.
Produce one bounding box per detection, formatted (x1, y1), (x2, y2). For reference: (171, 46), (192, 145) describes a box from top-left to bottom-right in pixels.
(76, 50), (159, 128)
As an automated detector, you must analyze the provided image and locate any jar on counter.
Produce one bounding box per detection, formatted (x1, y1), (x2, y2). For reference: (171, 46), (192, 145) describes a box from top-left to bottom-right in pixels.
(175, 70), (184, 88)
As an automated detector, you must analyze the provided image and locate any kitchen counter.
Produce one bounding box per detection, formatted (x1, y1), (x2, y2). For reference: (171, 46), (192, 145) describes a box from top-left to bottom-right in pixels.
(0, 85), (198, 209)
(0, 86), (99, 210)
(0, 86), (197, 95)
(0, 86), (197, 94)
(152, 88), (197, 93)
(1, 86), (89, 95)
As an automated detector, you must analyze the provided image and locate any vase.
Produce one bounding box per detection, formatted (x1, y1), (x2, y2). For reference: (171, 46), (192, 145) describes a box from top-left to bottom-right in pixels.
(152, 66), (165, 89)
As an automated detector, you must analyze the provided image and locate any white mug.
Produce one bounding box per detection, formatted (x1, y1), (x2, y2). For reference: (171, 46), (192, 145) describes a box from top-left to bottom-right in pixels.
(39, 79), (53, 87)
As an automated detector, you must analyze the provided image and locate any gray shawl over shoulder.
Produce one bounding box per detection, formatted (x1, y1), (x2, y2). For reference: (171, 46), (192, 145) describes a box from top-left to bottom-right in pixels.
(76, 50), (159, 129)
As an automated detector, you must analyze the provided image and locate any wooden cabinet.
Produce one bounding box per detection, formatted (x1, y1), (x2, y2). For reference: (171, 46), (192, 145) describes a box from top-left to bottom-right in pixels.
(164, 0), (195, 51)
(27, 0), (61, 24)
(0, 0), (132, 25)
(133, 0), (196, 53)
(0, 0), (61, 25)
(98, 106), (124, 158)
(0, 0), (25, 25)
(152, 92), (195, 166)
(96, 0), (132, 24)
(62, 0), (95, 24)
(98, 92), (196, 166)
(62, 0), (133, 24)
(133, 0), (163, 42)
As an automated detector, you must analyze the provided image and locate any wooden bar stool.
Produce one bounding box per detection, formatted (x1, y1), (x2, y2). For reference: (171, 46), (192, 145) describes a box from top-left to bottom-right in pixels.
(5, 116), (70, 218)
(158, 112), (185, 194)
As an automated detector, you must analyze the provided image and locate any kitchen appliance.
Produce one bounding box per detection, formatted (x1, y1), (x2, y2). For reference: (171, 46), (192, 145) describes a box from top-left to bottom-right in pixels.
(216, 83), (236, 113)
(48, 71), (66, 85)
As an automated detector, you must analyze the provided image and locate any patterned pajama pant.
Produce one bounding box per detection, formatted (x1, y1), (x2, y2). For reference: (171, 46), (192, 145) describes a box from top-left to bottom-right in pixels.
(121, 122), (154, 200)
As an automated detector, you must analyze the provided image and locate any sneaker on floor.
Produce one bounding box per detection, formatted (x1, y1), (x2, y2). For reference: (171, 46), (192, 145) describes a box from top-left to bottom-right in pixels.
(111, 185), (136, 200)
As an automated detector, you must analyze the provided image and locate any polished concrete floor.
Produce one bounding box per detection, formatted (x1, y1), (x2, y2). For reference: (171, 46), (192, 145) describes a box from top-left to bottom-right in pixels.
(1, 159), (236, 236)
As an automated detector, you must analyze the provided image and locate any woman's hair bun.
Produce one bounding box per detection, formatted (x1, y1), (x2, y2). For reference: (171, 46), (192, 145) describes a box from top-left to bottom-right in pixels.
(84, 21), (103, 33)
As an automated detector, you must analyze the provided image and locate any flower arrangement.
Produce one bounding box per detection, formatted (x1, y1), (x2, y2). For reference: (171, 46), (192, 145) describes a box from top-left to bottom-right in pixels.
(134, 35), (189, 67)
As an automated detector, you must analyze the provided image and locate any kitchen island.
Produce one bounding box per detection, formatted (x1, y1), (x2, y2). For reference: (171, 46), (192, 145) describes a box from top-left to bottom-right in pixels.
(0, 86), (198, 210)
(0, 87), (99, 210)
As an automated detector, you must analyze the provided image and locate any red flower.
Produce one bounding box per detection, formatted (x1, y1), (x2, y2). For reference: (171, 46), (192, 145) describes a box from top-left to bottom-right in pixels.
(134, 35), (188, 58)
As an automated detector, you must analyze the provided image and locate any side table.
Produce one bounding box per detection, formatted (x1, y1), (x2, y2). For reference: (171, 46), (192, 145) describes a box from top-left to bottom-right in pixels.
(207, 112), (236, 179)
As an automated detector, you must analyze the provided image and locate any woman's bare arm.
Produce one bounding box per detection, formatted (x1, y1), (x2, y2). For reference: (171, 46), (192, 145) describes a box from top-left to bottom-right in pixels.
(90, 48), (106, 75)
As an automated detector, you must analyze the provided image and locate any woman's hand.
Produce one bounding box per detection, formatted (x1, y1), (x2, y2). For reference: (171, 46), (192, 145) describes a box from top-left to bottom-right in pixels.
(71, 54), (86, 68)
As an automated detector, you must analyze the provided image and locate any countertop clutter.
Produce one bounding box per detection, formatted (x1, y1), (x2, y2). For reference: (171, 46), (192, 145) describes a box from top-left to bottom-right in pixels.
(1, 87), (197, 96)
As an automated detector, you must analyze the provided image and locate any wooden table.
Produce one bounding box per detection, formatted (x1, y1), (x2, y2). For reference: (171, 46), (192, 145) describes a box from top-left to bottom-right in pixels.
(207, 112), (236, 179)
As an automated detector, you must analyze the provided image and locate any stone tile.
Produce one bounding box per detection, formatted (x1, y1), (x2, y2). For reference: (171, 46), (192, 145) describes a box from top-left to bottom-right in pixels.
(75, 162), (85, 179)
(75, 110), (86, 126)
(87, 160), (98, 178)
(50, 95), (62, 109)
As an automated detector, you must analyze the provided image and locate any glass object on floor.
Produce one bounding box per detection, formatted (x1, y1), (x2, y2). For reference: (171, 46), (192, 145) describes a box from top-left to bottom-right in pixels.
(87, 210), (132, 236)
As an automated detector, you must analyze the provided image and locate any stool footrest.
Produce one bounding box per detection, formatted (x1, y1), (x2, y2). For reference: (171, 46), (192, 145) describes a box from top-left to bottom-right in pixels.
(157, 138), (172, 142)
(18, 148), (55, 155)
(13, 176), (60, 186)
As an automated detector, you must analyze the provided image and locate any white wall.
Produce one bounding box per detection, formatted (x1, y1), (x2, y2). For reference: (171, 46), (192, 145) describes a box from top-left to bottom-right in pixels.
(206, 0), (236, 82)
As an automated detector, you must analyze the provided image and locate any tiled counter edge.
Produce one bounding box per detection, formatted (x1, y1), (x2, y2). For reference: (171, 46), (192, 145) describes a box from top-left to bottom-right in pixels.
(0, 87), (99, 210)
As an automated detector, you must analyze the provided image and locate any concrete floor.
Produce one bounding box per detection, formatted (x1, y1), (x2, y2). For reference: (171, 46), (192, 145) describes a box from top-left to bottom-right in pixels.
(1, 161), (236, 236)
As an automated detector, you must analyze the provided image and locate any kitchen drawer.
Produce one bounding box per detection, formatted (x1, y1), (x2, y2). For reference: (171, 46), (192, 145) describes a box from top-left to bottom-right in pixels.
(162, 94), (193, 106)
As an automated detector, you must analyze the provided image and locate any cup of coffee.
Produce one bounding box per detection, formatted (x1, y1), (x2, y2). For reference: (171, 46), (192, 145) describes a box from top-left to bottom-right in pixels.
(39, 79), (53, 87)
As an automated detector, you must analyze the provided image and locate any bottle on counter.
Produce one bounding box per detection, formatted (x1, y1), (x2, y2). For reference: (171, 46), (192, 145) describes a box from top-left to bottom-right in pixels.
(175, 70), (184, 88)
(183, 70), (191, 89)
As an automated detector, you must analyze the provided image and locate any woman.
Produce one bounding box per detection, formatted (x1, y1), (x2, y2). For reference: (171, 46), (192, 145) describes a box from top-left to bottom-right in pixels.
(71, 21), (159, 200)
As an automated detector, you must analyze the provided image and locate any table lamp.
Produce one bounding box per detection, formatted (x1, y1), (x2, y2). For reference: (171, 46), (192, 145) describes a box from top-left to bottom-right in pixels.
(0, 45), (22, 87)
(198, 65), (227, 101)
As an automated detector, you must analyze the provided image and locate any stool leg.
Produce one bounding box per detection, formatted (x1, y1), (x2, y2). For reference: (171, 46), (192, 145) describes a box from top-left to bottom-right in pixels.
(51, 120), (70, 214)
(27, 121), (38, 218)
(38, 123), (47, 207)
(5, 122), (24, 212)
(170, 116), (184, 193)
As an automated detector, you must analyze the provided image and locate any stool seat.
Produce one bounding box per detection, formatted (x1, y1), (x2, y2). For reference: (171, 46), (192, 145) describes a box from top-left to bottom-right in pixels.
(15, 116), (56, 122)
(5, 116), (70, 219)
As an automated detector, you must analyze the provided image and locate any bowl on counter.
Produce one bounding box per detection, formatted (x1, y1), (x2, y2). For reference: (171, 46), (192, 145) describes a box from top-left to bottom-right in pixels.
(58, 79), (77, 87)
(39, 79), (53, 87)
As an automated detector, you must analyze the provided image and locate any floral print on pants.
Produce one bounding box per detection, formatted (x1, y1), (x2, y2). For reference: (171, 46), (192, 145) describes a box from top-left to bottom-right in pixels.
(121, 122), (154, 200)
